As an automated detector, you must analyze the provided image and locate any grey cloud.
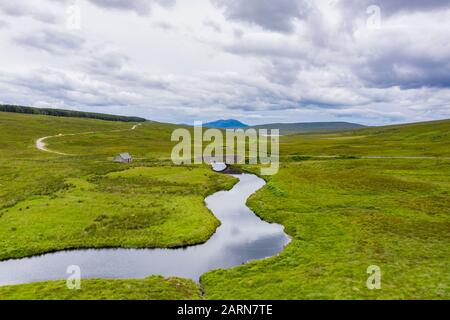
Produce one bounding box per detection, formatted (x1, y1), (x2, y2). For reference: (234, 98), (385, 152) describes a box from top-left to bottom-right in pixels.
(86, 52), (129, 73)
(215, 0), (450, 34)
(219, 1), (450, 92)
(381, 0), (450, 13)
(152, 21), (176, 31)
(0, 1), (58, 24)
(1, 68), (139, 109)
(13, 29), (85, 55)
(114, 70), (170, 90)
(358, 54), (450, 89)
(199, 72), (344, 113)
(262, 59), (301, 86)
(224, 36), (308, 60)
(343, 0), (450, 16)
(87, 0), (176, 16)
(203, 19), (222, 33)
(353, 24), (450, 89)
(212, 0), (309, 33)
(83, 51), (171, 90)
(233, 28), (244, 38)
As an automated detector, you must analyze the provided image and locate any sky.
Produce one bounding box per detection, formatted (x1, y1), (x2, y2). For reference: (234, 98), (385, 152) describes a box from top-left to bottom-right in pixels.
(0, 0), (449, 126)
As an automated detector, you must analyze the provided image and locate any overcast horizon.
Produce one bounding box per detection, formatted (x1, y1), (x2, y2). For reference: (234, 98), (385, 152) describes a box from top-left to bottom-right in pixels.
(0, 0), (449, 126)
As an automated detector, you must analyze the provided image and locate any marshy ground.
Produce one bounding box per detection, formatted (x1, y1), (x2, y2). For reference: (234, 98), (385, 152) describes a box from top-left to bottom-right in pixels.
(0, 112), (448, 299)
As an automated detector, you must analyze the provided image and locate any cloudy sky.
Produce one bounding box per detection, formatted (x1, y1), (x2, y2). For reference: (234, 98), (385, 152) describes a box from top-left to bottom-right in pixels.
(0, 0), (449, 125)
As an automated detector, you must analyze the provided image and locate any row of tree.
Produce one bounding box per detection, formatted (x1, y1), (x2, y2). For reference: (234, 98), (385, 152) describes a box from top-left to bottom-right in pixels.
(0, 104), (146, 123)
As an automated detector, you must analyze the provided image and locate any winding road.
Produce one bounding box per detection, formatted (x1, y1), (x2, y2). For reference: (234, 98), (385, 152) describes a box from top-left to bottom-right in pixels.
(35, 123), (142, 155)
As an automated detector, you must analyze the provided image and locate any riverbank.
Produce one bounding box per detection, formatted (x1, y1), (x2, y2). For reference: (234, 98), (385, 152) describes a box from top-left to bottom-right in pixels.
(0, 166), (237, 261)
(0, 276), (201, 300)
(201, 158), (450, 299)
(0, 174), (289, 288)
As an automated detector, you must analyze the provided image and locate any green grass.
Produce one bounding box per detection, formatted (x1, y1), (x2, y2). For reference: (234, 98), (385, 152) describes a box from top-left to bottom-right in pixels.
(0, 111), (449, 300)
(201, 159), (450, 299)
(0, 166), (236, 260)
(0, 112), (235, 299)
(0, 276), (201, 300)
(281, 119), (450, 157)
(0, 112), (135, 210)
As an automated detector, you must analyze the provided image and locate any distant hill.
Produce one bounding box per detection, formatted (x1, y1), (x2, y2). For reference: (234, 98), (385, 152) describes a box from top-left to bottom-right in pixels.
(282, 118), (450, 157)
(0, 104), (146, 123)
(204, 119), (249, 129)
(202, 119), (366, 134)
(252, 122), (367, 135)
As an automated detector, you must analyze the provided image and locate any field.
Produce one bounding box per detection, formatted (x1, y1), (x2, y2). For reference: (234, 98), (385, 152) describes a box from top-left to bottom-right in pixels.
(0, 166), (236, 260)
(0, 111), (449, 299)
(0, 112), (236, 298)
(280, 119), (450, 157)
(202, 158), (450, 299)
(0, 276), (201, 300)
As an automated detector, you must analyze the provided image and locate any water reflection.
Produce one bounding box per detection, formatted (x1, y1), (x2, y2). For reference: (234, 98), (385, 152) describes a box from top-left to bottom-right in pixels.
(0, 174), (290, 285)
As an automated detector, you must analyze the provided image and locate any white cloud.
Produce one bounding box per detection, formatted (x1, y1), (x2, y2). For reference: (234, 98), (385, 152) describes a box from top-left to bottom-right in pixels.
(0, 0), (449, 125)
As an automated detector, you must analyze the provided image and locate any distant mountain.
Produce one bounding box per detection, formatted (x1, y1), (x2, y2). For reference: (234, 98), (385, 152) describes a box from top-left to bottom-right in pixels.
(204, 119), (249, 129)
(251, 122), (367, 135)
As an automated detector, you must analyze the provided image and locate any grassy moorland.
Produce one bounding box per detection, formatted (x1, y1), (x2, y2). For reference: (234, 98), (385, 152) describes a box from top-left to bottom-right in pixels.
(201, 158), (450, 299)
(0, 166), (236, 260)
(201, 120), (450, 299)
(0, 112), (133, 210)
(0, 111), (449, 300)
(0, 111), (235, 299)
(280, 119), (450, 157)
(200, 119), (450, 299)
(0, 276), (201, 300)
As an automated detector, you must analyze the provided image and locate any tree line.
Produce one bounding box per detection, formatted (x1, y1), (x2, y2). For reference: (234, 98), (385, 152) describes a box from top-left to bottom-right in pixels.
(0, 104), (146, 123)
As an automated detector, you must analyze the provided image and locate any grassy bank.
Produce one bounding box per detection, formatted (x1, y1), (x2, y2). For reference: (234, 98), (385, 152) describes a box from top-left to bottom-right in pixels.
(0, 276), (201, 300)
(0, 166), (236, 260)
(201, 158), (450, 299)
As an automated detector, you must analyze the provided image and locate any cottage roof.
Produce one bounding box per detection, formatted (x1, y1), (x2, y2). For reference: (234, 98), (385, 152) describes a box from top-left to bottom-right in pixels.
(119, 153), (132, 160)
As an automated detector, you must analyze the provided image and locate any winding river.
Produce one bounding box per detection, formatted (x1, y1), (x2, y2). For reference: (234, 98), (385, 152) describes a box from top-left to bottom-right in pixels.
(0, 174), (290, 286)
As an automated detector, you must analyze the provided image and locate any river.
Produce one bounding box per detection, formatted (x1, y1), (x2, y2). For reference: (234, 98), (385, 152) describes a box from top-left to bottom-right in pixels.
(0, 174), (290, 285)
